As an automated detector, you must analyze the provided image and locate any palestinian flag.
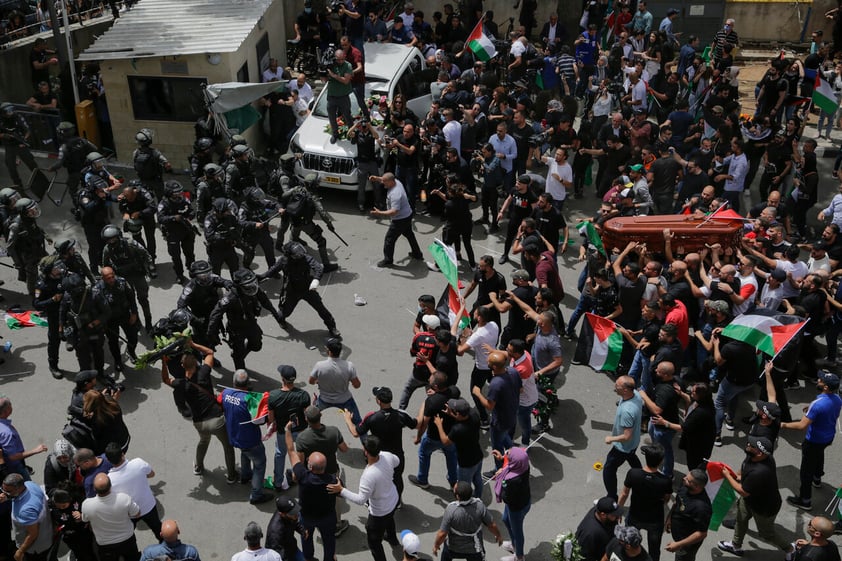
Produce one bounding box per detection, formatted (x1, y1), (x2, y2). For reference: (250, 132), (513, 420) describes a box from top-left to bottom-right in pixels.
(573, 313), (623, 372)
(576, 221), (606, 257)
(834, 487), (842, 519)
(706, 461), (738, 530)
(813, 73), (840, 116)
(4, 311), (48, 329)
(467, 18), (496, 62)
(218, 390), (270, 424)
(721, 314), (806, 358)
(437, 283), (470, 330)
(429, 240), (470, 330)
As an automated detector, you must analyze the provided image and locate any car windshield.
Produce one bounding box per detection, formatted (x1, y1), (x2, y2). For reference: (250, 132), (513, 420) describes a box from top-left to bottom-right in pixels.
(311, 80), (388, 118)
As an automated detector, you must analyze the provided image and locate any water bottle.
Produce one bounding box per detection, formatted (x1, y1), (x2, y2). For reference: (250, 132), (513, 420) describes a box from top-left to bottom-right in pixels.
(3, 341), (11, 353)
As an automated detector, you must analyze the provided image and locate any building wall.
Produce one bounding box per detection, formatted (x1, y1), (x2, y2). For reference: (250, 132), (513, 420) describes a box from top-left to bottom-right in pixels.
(725, 0), (815, 43)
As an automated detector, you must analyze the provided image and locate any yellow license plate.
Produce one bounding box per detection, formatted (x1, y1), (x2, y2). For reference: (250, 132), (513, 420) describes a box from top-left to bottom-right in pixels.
(323, 176), (340, 184)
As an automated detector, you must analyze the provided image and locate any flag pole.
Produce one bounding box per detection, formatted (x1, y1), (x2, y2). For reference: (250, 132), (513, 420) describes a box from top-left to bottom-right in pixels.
(694, 201), (729, 228)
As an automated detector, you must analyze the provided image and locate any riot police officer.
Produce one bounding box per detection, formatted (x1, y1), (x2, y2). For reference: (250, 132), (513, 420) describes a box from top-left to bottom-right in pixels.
(59, 272), (110, 376)
(132, 128), (171, 199)
(207, 268), (284, 370)
(176, 260), (233, 348)
(150, 307), (198, 417)
(54, 239), (95, 284)
(7, 198), (48, 296)
(80, 151), (120, 269)
(238, 186), (279, 269)
(276, 174), (339, 272)
(118, 180), (158, 263)
(101, 225), (155, 332)
(48, 122), (97, 202)
(0, 187), (21, 240)
(94, 266), (139, 375)
(259, 241), (341, 339)
(0, 102), (38, 188)
(224, 144), (257, 205)
(203, 197), (241, 275)
(33, 259), (66, 378)
(189, 137), (215, 187)
(195, 163), (227, 225)
(156, 181), (197, 284)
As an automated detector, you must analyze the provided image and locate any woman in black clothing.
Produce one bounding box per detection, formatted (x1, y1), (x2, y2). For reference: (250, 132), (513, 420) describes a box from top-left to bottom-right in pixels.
(652, 382), (716, 471)
(82, 389), (131, 454)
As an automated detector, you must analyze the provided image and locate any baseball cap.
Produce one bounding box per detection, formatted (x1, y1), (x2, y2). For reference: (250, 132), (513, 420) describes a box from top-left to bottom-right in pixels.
(704, 299), (730, 314)
(770, 268), (787, 281)
(373, 386), (393, 402)
(447, 398), (471, 416)
(244, 521), (263, 541)
(667, 8), (679, 15)
(619, 188), (633, 199)
(614, 525), (642, 547)
(819, 371), (840, 390)
(511, 269), (530, 281)
(596, 497), (625, 517)
(755, 400), (782, 420)
(304, 405), (322, 423)
(813, 239), (828, 251)
(633, 107), (646, 114)
(75, 370), (98, 385)
(422, 314), (441, 329)
(400, 529), (421, 557)
(277, 365), (297, 381)
(628, 163), (644, 172)
(276, 497), (301, 516)
(517, 174), (532, 185)
(748, 436), (774, 455)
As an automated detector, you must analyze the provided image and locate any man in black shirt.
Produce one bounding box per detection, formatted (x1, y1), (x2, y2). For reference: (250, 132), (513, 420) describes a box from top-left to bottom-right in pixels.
(618, 444), (673, 561)
(665, 469), (712, 561)
(533, 193), (567, 254)
(575, 497), (624, 561)
(436, 398), (483, 498)
(490, 269), (538, 349)
(713, 335), (758, 445)
(392, 123), (422, 208)
(462, 255), (507, 328)
(675, 158), (710, 213)
(408, 372), (458, 489)
(640, 362), (681, 480)
(647, 144), (683, 215)
(265, 498), (307, 560)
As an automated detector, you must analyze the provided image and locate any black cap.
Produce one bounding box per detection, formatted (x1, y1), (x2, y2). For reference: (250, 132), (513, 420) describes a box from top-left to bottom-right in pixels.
(596, 497), (625, 516)
(276, 497), (301, 516)
(748, 436), (774, 455)
(277, 365), (297, 381)
(755, 400), (782, 420)
(75, 370), (98, 385)
(373, 386), (393, 403)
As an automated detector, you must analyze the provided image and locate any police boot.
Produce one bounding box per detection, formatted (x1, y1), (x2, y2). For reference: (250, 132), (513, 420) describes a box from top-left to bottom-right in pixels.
(319, 248), (338, 273)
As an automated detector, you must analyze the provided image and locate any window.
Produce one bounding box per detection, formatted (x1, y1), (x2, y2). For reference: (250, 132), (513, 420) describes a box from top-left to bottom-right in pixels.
(127, 76), (207, 122)
(237, 61), (249, 83)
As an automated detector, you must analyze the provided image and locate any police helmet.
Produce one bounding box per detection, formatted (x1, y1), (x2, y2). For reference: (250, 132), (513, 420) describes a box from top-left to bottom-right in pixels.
(189, 260), (213, 286)
(164, 180), (184, 199)
(233, 268), (259, 296)
(86, 151), (105, 168)
(0, 187), (20, 206)
(126, 179), (144, 189)
(204, 163), (224, 178)
(56, 239), (77, 255)
(44, 260), (67, 278)
(212, 197), (230, 214)
(283, 241), (307, 259)
(168, 308), (193, 331)
(0, 102), (14, 117)
(101, 224), (122, 242)
(135, 128), (153, 146)
(229, 135), (248, 148)
(57, 121), (76, 138)
(244, 187), (266, 207)
(62, 272), (85, 294)
(15, 197), (40, 219)
(124, 218), (144, 234)
(232, 144), (250, 159)
(195, 137), (214, 152)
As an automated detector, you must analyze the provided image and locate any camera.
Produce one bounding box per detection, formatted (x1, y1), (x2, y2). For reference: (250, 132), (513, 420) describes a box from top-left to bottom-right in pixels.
(428, 134), (446, 146)
(383, 135), (394, 145)
(318, 43), (337, 75)
(328, 0), (343, 13)
(605, 81), (625, 96)
(528, 131), (550, 147)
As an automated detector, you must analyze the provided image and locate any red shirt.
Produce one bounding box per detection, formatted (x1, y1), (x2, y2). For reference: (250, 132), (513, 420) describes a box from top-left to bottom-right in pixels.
(665, 300), (689, 349)
(346, 45), (365, 85)
(535, 251), (565, 305)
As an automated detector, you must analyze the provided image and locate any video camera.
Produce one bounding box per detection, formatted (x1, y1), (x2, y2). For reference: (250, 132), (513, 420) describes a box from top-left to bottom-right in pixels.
(318, 44), (337, 75)
(528, 131), (551, 148)
(328, 0), (343, 12)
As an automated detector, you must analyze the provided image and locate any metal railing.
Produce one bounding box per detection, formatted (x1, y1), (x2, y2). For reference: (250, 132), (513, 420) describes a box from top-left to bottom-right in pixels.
(0, 3), (114, 46)
(5, 102), (62, 153)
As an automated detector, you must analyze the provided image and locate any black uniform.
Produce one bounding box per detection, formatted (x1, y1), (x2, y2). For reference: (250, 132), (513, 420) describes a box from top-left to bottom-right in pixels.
(277, 185), (335, 267)
(7, 214), (48, 296)
(94, 275), (139, 371)
(132, 146), (169, 199)
(261, 242), (339, 336)
(188, 147), (214, 188)
(0, 112), (38, 187)
(60, 283), (110, 375)
(195, 176), (227, 225)
(177, 274), (233, 347)
(207, 287), (283, 370)
(57, 249), (95, 284)
(101, 238), (154, 329)
(33, 271), (64, 371)
(225, 159), (257, 205)
(78, 171), (115, 269)
(48, 135), (96, 200)
(118, 186), (158, 260)
(156, 196), (197, 280)
(238, 194), (279, 268)
(203, 200), (241, 274)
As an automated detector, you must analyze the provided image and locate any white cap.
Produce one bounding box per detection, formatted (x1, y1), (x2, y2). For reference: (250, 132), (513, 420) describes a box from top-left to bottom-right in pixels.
(421, 314), (441, 329)
(400, 530), (421, 557)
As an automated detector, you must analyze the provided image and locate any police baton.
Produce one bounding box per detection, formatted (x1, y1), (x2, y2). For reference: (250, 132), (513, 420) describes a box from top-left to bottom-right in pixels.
(326, 222), (349, 247)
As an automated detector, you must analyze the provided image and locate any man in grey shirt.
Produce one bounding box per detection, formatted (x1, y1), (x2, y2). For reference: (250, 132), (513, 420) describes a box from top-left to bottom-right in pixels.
(433, 481), (503, 560)
(369, 172), (423, 268)
(310, 337), (362, 427)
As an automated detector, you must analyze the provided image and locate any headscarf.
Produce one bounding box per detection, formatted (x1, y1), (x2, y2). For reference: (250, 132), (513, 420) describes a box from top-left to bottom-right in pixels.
(493, 447), (529, 502)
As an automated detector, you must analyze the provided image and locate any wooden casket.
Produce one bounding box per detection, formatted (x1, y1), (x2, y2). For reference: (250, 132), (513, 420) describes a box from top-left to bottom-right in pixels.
(600, 214), (745, 255)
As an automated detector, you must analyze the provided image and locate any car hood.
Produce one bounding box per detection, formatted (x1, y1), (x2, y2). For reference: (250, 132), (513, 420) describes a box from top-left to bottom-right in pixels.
(293, 116), (358, 158)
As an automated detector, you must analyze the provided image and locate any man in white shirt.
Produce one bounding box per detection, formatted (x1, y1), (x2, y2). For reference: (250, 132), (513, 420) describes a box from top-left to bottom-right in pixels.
(105, 443), (161, 541)
(287, 73), (314, 104)
(262, 59), (285, 83)
(454, 306), (500, 429)
(442, 109), (461, 154)
(542, 148), (572, 211)
(328, 436), (400, 561)
(81, 473), (141, 561)
(231, 522), (280, 561)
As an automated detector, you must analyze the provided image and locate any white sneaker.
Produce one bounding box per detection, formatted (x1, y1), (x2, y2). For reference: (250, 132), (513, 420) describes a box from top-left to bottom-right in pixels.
(500, 556), (517, 561)
(501, 541), (514, 554)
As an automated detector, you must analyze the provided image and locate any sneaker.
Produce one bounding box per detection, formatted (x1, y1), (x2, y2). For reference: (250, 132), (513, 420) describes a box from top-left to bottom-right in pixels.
(724, 417), (735, 431)
(329, 135), (337, 144)
(249, 493), (273, 505)
(714, 435), (723, 447)
(500, 556), (518, 561)
(323, 263), (339, 273)
(482, 469), (498, 479)
(498, 255), (509, 265)
(193, 465), (204, 476)
(571, 357), (583, 365)
(328, 327), (342, 339)
(285, 468), (296, 486)
(812, 477), (822, 488)
(408, 475), (430, 489)
(786, 496), (812, 510)
(376, 259), (393, 268)
(408, 252), (424, 260)
(717, 541), (744, 557)
(501, 541), (515, 553)
(49, 365), (63, 380)
(334, 520), (350, 537)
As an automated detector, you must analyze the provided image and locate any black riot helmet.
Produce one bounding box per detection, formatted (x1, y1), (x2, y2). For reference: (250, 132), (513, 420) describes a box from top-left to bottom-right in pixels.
(212, 197), (231, 215)
(195, 137), (214, 152)
(15, 197), (41, 219)
(124, 218), (144, 234)
(229, 134), (247, 148)
(283, 241), (307, 260)
(101, 224), (122, 243)
(57, 121), (76, 139)
(244, 187), (266, 208)
(86, 151), (106, 170)
(233, 268), (259, 296)
(0, 188), (20, 207)
(204, 163), (224, 180)
(189, 260), (213, 286)
(164, 180), (184, 201)
(135, 128), (153, 146)
(168, 308), (193, 331)
(56, 239), (77, 256)
(232, 144), (251, 160)
(0, 102), (14, 118)
(62, 272), (86, 295)
(44, 259), (67, 279)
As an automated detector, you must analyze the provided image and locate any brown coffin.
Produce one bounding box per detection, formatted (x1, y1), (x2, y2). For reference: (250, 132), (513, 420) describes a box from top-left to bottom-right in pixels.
(600, 214), (745, 255)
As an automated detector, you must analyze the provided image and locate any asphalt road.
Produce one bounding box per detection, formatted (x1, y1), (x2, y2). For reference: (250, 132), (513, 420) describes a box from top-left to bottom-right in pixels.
(0, 149), (840, 560)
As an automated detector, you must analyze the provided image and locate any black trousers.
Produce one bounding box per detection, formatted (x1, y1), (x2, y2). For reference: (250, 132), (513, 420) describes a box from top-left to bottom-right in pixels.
(470, 366), (491, 424)
(365, 508), (398, 561)
(124, 273), (151, 327)
(602, 446), (641, 499)
(83, 222), (106, 270)
(95, 534), (139, 561)
(165, 233), (196, 278)
(383, 216), (421, 262)
(106, 317), (139, 366)
(229, 322), (263, 370)
(281, 288), (336, 330)
(133, 505), (163, 541)
(130, 219), (157, 260)
(4, 144), (37, 186)
(799, 440), (829, 502)
(242, 229), (276, 268)
(45, 308), (61, 368)
(208, 243), (239, 275)
(75, 333), (105, 375)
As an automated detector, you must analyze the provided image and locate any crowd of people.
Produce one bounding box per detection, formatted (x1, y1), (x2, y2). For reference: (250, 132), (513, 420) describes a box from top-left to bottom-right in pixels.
(3, 0), (842, 560)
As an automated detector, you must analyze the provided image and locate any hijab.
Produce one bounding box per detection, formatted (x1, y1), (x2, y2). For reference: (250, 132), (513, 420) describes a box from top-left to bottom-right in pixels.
(493, 447), (529, 502)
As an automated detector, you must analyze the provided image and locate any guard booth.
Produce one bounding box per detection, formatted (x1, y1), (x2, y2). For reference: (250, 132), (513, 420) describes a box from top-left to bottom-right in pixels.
(644, 0), (728, 47)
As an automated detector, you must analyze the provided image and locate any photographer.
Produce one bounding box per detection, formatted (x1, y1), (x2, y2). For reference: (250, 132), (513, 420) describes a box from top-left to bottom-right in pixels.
(325, 49), (354, 145)
(348, 117), (381, 212)
(339, 36), (368, 118)
(474, 143), (504, 231)
(431, 176), (477, 268)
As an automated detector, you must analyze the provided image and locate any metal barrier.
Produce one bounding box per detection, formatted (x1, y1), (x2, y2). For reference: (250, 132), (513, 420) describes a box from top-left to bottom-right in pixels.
(0, 4), (114, 47)
(7, 102), (62, 153)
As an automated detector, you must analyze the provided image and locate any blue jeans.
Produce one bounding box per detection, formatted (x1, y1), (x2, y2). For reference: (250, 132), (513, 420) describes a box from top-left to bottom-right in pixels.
(457, 461), (484, 498)
(714, 377), (754, 434)
(503, 502), (531, 557)
(315, 395), (362, 427)
(240, 443), (268, 500)
(273, 428), (301, 489)
(627, 350), (651, 389)
(566, 293), (595, 336)
(647, 420), (676, 478)
(490, 425), (514, 469)
(517, 403), (536, 445)
(417, 434), (458, 486)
